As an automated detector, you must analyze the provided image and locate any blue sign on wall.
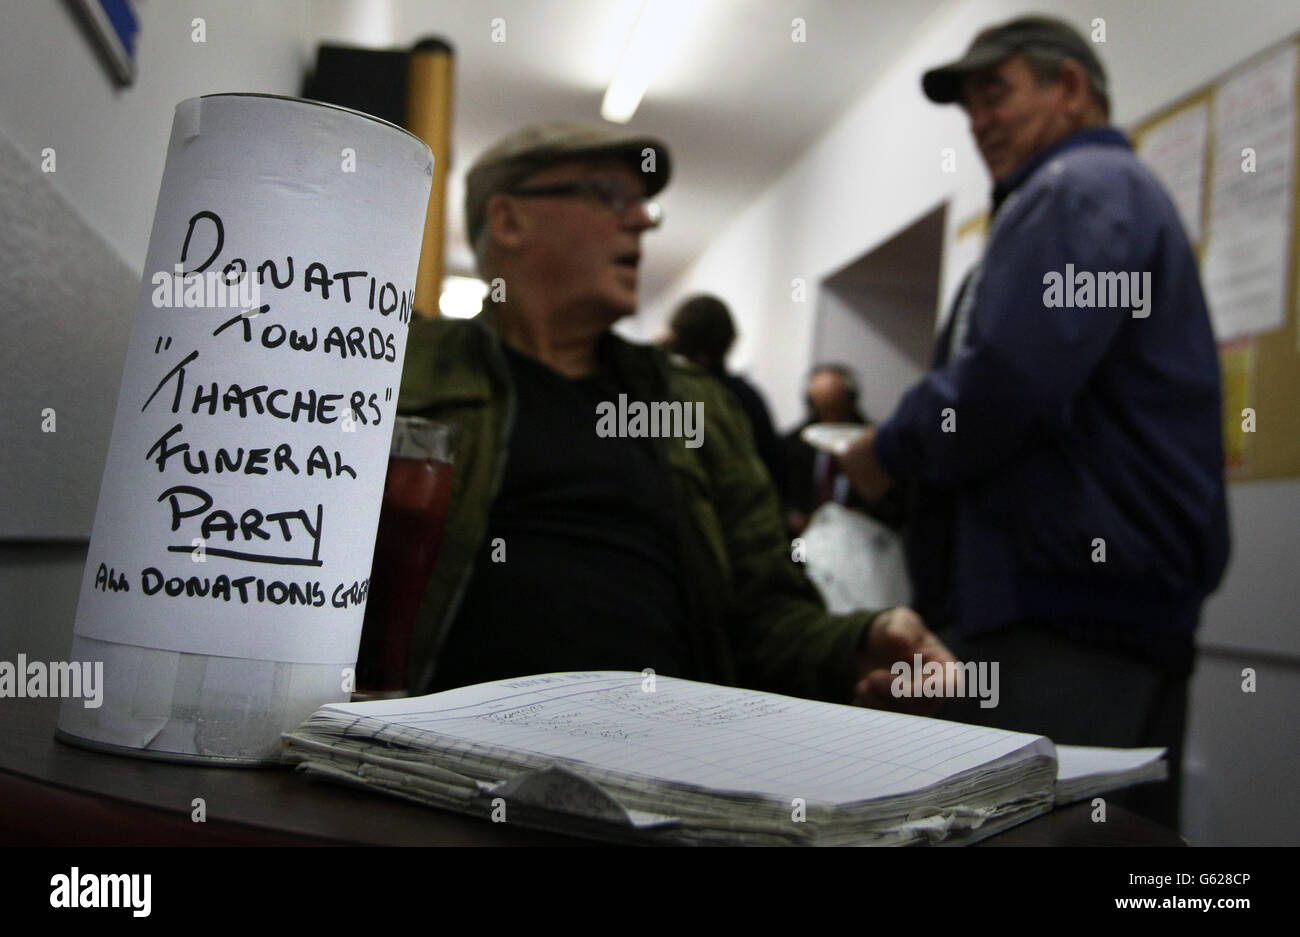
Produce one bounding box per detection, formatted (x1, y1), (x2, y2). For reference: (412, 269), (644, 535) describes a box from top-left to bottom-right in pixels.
(73, 0), (140, 85)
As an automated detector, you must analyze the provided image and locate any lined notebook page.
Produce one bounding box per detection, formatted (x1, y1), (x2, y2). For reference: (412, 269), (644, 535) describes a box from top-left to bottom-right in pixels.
(322, 672), (1051, 805)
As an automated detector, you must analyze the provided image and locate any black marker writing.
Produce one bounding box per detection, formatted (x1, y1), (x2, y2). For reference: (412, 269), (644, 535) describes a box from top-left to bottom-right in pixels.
(157, 484), (323, 567)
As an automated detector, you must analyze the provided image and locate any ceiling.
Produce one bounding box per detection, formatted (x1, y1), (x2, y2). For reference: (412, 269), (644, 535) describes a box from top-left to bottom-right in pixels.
(309, 0), (949, 303)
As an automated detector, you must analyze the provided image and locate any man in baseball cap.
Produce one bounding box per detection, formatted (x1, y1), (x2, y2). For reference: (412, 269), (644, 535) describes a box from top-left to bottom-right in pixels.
(397, 121), (955, 717)
(922, 15), (1111, 185)
(842, 16), (1228, 830)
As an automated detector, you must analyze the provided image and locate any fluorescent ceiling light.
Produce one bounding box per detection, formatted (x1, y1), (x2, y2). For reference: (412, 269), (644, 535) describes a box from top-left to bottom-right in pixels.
(439, 276), (488, 319)
(601, 0), (689, 123)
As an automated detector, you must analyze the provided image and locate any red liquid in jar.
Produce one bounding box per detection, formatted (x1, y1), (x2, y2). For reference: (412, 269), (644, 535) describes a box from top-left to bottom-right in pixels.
(356, 455), (453, 693)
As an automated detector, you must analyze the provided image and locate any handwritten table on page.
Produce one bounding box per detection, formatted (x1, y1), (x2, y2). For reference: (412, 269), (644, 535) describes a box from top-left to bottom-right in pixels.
(317, 672), (1050, 806)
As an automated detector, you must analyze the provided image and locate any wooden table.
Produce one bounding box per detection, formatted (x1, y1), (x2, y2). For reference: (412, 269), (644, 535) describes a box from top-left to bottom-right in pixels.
(0, 697), (1184, 846)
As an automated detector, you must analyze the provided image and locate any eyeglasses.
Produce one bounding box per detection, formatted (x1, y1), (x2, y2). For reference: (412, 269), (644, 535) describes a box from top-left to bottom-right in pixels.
(506, 179), (663, 227)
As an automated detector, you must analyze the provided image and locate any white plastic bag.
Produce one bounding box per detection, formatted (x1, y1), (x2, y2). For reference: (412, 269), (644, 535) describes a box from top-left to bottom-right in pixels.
(798, 502), (912, 613)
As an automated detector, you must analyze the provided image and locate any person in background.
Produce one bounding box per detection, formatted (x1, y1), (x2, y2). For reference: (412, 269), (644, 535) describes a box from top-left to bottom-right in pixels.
(664, 294), (783, 487)
(780, 363), (904, 535)
(840, 16), (1229, 829)
(397, 121), (955, 711)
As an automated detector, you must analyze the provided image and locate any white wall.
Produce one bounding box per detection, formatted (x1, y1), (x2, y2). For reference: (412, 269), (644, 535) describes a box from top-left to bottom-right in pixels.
(0, 0), (311, 271)
(642, 0), (1300, 844)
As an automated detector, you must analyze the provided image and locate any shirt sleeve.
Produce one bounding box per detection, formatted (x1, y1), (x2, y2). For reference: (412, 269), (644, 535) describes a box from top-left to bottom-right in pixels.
(874, 167), (1142, 489)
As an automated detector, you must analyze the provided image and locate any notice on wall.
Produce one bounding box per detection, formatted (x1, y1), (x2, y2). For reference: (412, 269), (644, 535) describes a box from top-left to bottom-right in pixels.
(1203, 43), (1297, 341)
(1136, 101), (1209, 246)
(71, 95), (434, 664)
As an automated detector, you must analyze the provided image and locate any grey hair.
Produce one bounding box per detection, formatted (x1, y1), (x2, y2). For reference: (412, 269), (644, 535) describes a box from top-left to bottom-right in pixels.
(1021, 47), (1110, 120)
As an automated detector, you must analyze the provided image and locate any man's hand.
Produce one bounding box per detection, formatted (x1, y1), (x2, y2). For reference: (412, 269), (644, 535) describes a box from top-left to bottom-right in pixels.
(840, 427), (893, 503)
(851, 606), (958, 715)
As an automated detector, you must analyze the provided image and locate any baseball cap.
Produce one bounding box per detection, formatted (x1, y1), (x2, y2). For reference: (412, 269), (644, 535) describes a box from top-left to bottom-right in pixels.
(921, 15), (1108, 107)
(464, 121), (672, 246)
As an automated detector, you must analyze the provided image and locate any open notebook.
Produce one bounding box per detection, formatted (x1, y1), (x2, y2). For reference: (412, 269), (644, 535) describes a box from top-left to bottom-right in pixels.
(281, 671), (1165, 846)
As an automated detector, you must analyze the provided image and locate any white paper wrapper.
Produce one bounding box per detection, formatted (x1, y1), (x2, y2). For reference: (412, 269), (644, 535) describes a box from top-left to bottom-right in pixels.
(58, 94), (433, 762)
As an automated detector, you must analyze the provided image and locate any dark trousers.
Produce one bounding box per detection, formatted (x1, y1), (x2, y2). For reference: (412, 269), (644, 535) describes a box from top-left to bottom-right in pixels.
(937, 622), (1191, 832)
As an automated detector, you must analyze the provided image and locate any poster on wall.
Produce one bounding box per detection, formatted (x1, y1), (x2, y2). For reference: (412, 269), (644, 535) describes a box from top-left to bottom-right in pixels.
(1202, 42), (1297, 341)
(1136, 101), (1209, 247)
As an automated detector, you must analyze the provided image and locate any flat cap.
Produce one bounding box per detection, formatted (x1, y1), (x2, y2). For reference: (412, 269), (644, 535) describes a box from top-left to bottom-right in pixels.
(922, 15), (1108, 106)
(464, 121), (672, 246)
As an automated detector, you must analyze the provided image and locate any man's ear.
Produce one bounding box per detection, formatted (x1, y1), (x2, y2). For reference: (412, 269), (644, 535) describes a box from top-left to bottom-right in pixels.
(485, 193), (525, 251)
(1057, 58), (1094, 120)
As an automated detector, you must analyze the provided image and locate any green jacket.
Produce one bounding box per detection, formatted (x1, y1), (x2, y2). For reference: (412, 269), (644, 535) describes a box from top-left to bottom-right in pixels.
(396, 307), (877, 702)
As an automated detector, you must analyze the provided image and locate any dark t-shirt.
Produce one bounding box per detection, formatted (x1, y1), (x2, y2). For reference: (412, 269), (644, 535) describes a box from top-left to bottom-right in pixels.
(430, 342), (693, 690)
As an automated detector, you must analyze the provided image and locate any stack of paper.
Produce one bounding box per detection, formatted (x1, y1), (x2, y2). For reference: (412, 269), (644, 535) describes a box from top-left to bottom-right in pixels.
(282, 671), (1078, 845)
(1054, 745), (1167, 805)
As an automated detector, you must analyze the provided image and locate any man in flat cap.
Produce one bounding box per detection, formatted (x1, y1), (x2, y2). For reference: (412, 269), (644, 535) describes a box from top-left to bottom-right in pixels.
(398, 122), (953, 710)
(842, 16), (1229, 827)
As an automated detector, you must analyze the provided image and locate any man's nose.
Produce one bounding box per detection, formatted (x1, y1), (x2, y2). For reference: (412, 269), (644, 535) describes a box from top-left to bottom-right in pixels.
(624, 200), (661, 231)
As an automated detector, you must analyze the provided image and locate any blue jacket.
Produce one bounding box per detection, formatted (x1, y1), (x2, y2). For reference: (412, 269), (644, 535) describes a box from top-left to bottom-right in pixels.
(873, 128), (1229, 643)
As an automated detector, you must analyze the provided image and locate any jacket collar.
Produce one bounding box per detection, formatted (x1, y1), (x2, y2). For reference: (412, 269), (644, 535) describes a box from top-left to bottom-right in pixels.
(991, 126), (1130, 214)
(475, 299), (665, 389)
(474, 298), (505, 338)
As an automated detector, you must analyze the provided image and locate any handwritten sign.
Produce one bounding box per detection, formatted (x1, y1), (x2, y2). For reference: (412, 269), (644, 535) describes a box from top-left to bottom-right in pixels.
(71, 94), (434, 665)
